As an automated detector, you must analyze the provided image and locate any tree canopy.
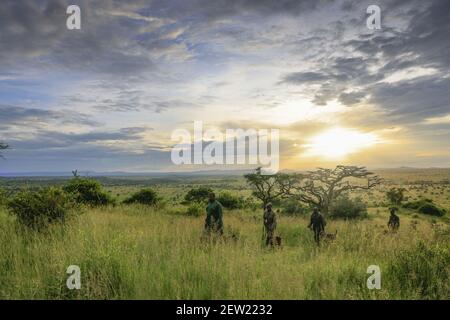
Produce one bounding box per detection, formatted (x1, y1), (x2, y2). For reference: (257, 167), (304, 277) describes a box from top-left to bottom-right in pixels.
(245, 165), (382, 213)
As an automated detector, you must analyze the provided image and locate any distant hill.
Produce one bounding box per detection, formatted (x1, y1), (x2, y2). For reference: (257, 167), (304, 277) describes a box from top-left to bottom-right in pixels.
(1, 167), (450, 180)
(0, 169), (255, 178)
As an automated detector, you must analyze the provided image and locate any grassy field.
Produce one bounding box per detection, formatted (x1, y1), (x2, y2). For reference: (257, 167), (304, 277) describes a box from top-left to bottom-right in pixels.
(0, 169), (449, 299)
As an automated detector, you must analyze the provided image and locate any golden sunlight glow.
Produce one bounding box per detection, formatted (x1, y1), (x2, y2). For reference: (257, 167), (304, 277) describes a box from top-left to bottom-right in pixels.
(303, 127), (380, 159)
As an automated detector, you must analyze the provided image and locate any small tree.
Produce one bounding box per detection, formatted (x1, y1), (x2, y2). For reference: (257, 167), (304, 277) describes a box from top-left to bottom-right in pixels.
(123, 188), (160, 205)
(279, 165), (382, 214)
(244, 167), (286, 207)
(63, 177), (113, 206)
(184, 187), (213, 203)
(386, 187), (406, 205)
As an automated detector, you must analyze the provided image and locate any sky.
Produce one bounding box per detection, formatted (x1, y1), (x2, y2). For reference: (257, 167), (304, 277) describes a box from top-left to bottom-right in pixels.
(0, 0), (449, 173)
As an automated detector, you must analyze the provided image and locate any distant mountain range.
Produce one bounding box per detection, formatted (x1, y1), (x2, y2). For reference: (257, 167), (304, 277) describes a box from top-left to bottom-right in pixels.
(0, 169), (255, 177)
(1, 167), (449, 178)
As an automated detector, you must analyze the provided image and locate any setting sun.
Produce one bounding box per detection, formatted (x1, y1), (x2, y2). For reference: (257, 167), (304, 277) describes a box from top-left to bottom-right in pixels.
(303, 128), (380, 159)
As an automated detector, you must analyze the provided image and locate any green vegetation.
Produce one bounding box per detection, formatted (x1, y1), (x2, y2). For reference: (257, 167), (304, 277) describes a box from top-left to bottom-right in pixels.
(280, 199), (308, 216)
(0, 204), (448, 299)
(216, 191), (244, 209)
(403, 199), (446, 217)
(184, 187), (213, 203)
(329, 196), (368, 220)
(418, 203), (446, 217)
(185, 202), (204, 217)
(386, 187), (406, 205)
(123, 188), (160, 206)
(63, 178), (113, 207)
(387, 241), (449, 299)
(7, 187), (75, 230)
(403, 199), (433, 210)
(0, 187), (6, 207)
(0, 168), (449, 299)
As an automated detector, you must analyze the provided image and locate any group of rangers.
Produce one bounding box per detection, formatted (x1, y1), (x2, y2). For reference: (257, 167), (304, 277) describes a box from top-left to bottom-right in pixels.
(203, 192), (400, 246)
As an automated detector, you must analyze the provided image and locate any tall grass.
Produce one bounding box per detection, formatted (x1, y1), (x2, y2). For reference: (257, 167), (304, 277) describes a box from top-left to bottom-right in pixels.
(0, 206), (448, 299)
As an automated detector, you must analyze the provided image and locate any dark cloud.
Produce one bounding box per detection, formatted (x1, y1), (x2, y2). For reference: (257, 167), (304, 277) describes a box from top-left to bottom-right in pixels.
(344, 0), (450, 69)
(0, 105), (98, 129)
(6, 126), (153, 151)
(338, 91), (366, 106)
(0, 0), (341, 76)
(369, 76), (450, 124)
(0, 0), (156, 75)
(280, 0), (450, 123)
(0, 143), (171, 173)
(148, 0), (334, 21)
(280, 72), (330, 84)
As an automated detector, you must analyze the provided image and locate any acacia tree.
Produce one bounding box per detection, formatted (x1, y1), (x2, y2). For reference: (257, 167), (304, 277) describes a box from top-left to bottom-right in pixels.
(279, 165), (382, 214)
(244, 167), (288, 207)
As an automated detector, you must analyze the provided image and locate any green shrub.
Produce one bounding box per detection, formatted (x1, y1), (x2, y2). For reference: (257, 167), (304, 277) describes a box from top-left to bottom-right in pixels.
(186, 202), (204, 217)
(184, 187), (213, 203)
(0, 188), (7, 206)
(217, 192), (244, 209)
(123, 188), (160, 205)
(386, 187), (406, 205)
(63, 178), (113, 206)
(387, 241), (450, 299)
(403, 198), (433, 210)
(329, 196), (368, 219)
(281, 199), (308, 216)
(418, 203), (445, 217)
(7, 187), (75, 230)
(242, 196), (261, 210)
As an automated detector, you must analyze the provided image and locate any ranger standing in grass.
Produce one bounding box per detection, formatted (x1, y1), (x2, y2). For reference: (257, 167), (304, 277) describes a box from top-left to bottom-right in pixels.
(205, 192), (224, 235)
(263, 203), (277, 246)
(388, 207), (400, 231)
(308, 208), (326, 245)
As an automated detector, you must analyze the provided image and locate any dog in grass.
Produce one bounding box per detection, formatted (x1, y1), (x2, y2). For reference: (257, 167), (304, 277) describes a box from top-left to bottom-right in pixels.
(321, 230), (337, 242)
(275, 236), (282, 247)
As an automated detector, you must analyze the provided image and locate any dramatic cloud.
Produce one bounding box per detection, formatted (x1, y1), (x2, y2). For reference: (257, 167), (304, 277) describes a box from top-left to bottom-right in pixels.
(0, 0), (449, 172)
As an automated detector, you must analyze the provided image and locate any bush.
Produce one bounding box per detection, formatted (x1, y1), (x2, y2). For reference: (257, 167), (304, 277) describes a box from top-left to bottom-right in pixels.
(186, 202), (204, 217)
(217, 192), (244, 209)
(386, 187), (406, 205)
(184, 187), (213, 203)
(242, 196), (261, 210)
(403, 198), (433, 210)
(281, 199), (308, 216)
(0, 188), (7, 207)
(329, 196), (368, 219)
(123, 188), (160, 205)
(418, 203), (445, 217)
(7, 187), (75, 230)
(63, 178), (113, 206)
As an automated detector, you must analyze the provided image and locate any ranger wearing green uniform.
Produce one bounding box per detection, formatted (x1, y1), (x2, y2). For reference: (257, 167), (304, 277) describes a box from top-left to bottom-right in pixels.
(263, 203), (277, 246)
(308, 208), (326, 245)
(205, 192), (224, 235)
